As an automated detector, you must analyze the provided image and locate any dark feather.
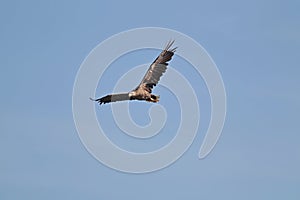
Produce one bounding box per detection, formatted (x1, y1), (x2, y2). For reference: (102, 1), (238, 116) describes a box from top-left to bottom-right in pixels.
(137, 40), (177, 92)
(90, 93), (130, 105)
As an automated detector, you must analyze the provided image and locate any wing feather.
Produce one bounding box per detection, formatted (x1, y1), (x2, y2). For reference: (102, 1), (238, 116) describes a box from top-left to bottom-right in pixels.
(137, 40), (177, 92)
(90, 93), (130, 105)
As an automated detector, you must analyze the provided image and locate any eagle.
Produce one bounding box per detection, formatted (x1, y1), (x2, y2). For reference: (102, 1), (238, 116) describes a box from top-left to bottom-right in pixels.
(90, 40), (177, 105)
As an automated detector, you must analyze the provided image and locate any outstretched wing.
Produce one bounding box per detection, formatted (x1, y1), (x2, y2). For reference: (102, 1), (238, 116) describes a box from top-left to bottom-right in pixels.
(136, 40), (177, 93)
(90, 93), (130, 105)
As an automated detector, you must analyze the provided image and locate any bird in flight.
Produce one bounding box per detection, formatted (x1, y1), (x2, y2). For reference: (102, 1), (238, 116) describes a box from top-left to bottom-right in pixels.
(90, 40), (177, 105)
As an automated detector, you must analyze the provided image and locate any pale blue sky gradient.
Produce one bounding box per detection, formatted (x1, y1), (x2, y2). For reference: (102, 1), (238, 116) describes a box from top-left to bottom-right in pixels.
(1, 0), (300, 199)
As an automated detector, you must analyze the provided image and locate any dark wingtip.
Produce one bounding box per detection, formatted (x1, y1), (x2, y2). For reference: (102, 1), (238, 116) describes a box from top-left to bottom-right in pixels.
(170, 46), (178, 52)
(165, 40), (174, 49)
(164, 40), (177, 54)
(90, 97), (104, 105)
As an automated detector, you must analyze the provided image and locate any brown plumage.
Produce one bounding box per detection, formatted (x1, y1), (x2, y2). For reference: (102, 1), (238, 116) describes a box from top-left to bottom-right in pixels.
(90, 40), (177, 105)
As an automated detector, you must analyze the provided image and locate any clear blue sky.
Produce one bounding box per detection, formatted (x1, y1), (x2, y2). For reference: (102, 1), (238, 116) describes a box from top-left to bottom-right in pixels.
(1, 0), (300, 199)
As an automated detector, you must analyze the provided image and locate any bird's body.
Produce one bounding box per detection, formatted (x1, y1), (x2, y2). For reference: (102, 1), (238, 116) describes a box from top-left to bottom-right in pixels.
(91, 40), (177, 105)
